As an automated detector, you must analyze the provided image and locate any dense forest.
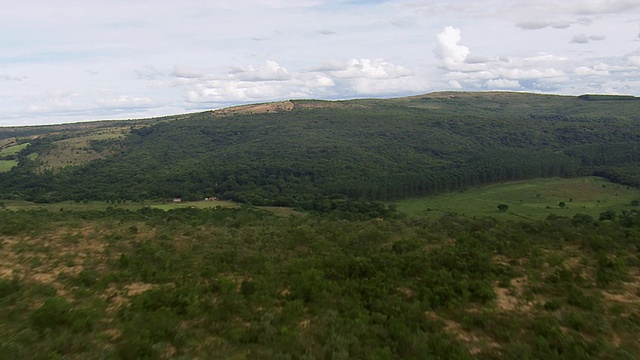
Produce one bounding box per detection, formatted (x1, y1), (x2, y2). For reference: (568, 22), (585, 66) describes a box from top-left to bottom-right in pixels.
(1, 206), (639, 359)
(0, 92), (639, 205)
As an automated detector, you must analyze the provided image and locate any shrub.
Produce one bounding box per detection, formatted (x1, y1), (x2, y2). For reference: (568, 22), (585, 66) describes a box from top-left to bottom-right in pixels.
(29, 297), (74, 330)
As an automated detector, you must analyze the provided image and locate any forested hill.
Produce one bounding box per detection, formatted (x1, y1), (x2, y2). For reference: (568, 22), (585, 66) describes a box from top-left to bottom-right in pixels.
(1, 91), (639, 205)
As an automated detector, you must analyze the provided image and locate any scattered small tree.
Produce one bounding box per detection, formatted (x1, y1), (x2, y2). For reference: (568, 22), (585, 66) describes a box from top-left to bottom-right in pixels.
(497, 204), (509, 212)
(558, 201), (566, 209)
(599, 210), (616, 221)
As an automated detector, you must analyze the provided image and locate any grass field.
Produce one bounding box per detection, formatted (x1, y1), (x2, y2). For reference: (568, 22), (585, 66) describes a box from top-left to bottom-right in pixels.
(0, 199), (311, 218)
(395, 176), (640, 220)
(0, 143), (28, 157)
(149, 200), (238, 211)
(34, 127), (129, 169)
(1, 199), (238, 212)
(0, 160), (18, 173)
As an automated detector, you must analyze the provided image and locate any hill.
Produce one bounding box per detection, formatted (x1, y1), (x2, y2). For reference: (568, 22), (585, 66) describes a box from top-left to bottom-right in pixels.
(0, 91), (639, 205)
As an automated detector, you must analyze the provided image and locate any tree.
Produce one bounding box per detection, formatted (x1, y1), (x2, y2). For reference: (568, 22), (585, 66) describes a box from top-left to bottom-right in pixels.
(497, 204), (509, 212)
(559, 201), (566, 209)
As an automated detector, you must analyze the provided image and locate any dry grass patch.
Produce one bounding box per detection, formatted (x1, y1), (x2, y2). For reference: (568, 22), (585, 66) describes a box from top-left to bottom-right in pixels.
(0, 225), (109, 299)
(602, 272), (640, 305)
(214, 101), (295, 115)
(494, 277), (533, 312)
(426, 311), (500, 355)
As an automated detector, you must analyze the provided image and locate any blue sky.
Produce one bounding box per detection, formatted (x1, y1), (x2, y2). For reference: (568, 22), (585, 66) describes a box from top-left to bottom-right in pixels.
(1, 0), (640, 125)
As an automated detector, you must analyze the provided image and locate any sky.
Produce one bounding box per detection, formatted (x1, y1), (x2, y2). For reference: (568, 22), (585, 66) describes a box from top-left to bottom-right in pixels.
(2, 0), (640, 126)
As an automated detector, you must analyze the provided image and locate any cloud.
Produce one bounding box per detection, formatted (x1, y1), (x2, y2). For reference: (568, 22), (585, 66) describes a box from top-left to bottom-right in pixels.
(516, 20), (571, 30)
(570, 33), (606, 44)
(319, 29), (336, 35)
(629, 56), (640, 67)
(434, 26), (568, 91)
(97, 95), (154, 109)
(572, 0), (640, 15)
(135, 65), (164, 81)
(19, 90), (81, 114)
(486, 79), (521, 89)
(434, 26), (470, 70)
(1, 74), (28, 81)
(174, 57), (419, 106)
(184, 80), (291, 104)
(173, 65), (205, 79)
(228, 60), (291, 81)
(572, 66), (610, 76)
(326, 58), (412, 79)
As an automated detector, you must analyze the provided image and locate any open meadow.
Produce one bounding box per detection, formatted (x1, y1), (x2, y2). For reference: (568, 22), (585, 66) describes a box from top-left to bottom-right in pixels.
(395, 177), (640, 221)
(0, 160), (18, 173)
(0, 143), (29, 157)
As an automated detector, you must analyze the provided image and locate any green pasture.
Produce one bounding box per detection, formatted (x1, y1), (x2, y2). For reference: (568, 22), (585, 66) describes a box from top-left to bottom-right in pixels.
(395, 176), (640, 221)
(149, 200), (238, 211)
(0, 160), (18, 173)
(0, 142), (28, 157)
(1, 199), (239, 212)
(0, 198), (307, 217)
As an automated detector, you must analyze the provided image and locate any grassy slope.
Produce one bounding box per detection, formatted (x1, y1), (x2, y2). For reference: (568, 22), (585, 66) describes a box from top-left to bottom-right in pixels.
(396, 177), (640, 220)
(0, 143), (27, 172)
(2, 199), (237, 212)
(0, 143), (29, 157)
(36, 127), (129, 169)
(0, 160), (18, 173)
(1, 199), (304, 217)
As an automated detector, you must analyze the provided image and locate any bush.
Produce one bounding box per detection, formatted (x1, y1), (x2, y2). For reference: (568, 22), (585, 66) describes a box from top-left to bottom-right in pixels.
(0, 278), (22, 299)
(29, 296), (96, 333)
(29, 297), (74, 330)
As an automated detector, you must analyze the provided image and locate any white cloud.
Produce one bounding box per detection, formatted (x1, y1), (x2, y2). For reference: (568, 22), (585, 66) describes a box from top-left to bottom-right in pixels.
(173, 65), (204, 79)
(433, 26), (568, 91)
(570, 33), (606, 44)
(229, 60), (291, 81)
(494, 68), (565, 80)
(21, 91), (81, 113)
(434, 26), (469, 70)
(327, 58), (412, 79)
(516, 20), (572, 30)
(97, 95), (154, 109)
(486, 79), (521, 89)
(135, 65), (164, 81)
(572, 66), (610, 76)
(571, 0), (640, 15)
(629, 56), (640, 67)
(305, 74), (335, 87)
(1, 74), (28, 81)
(448, 80), (463, 89)
(176, 57), (419, 105)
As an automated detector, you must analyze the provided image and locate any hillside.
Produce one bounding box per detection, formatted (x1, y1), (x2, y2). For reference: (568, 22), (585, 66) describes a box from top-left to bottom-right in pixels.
(0, 91), (639, 204)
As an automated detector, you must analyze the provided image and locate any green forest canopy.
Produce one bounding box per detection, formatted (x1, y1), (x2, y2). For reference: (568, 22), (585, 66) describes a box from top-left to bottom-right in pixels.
(0, 91), (639, 205)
